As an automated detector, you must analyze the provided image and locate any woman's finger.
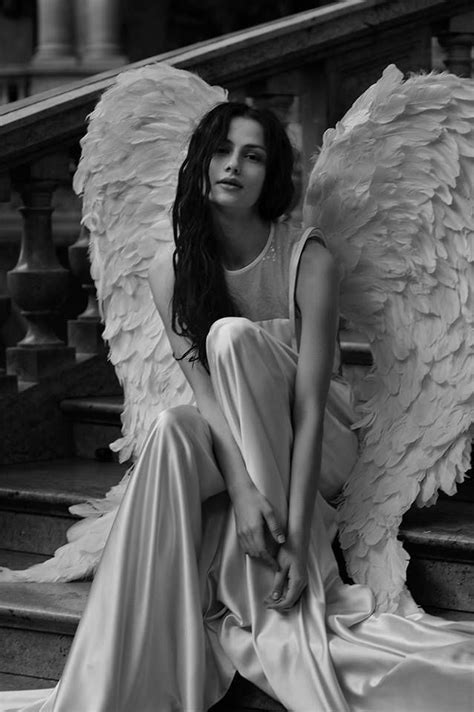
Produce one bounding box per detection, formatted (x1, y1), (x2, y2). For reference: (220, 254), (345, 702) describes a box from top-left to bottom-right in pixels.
(277, 577), (307, 611)
(263, 508), (286, 545)
(265, 566), (289, 606)
(269, 565), (307, 611)
(252, 529), (278, 568)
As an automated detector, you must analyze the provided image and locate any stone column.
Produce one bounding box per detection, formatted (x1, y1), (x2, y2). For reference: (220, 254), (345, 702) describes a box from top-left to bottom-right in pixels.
(32, 0), (76, 66)
(437, 11), (474, 78)
(80, 0), (126, 69)
(7, 154), (75, 382)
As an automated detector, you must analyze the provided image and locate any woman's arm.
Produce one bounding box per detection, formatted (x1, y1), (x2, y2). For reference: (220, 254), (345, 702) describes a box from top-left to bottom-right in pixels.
(267, 239), (339, 610)
(148, 255), (284, 567)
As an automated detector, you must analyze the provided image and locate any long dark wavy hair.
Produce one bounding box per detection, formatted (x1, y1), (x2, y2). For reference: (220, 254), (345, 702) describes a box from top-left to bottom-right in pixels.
(172, 102), (295, 369)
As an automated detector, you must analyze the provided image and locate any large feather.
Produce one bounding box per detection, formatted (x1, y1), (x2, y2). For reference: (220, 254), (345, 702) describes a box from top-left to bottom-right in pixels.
(304, 64), (474, 613)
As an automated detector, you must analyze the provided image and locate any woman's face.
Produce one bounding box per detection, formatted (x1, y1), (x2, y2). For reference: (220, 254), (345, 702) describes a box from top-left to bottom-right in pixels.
(208, 117), (267, 215)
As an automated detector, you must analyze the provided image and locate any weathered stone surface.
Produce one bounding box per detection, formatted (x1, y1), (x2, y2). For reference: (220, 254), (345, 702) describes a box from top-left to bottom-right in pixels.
(0, 627), (72, 679)
(0, 671), (57, 691)
(0, 458), (124, 505)
(408, 558), (473, 612)
(0, 354), (121, 464)
(0, 510), (73, 556)
(0, 459), (124, 553)
(401, 500), (474, 559)
(71, 421), (122, 459)
(0, 581), (88, 634)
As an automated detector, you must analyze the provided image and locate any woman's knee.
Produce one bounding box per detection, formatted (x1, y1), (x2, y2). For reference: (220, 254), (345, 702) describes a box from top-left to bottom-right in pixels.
(206, 317), (257, 364)
(156, 405), (203, 437)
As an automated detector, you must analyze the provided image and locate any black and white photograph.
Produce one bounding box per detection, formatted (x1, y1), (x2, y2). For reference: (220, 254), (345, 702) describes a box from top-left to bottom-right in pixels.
(0, 1), (473, 710)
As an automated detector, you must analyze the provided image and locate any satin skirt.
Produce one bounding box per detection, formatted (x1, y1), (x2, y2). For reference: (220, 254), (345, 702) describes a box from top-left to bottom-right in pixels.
(1, 318), (473, 712)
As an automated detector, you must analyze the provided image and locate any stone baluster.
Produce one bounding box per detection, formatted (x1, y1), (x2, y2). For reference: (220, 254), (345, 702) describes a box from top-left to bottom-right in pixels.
(68, 225), (104, 354)
(79, 0), (126, 69)
(437, 12), (474, 78)
(6, 155), (75, 382)
(31, 0), (76, 67)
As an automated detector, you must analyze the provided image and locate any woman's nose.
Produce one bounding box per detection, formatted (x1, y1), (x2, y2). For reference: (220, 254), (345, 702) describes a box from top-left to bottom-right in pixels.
(225, 151), (240, 173)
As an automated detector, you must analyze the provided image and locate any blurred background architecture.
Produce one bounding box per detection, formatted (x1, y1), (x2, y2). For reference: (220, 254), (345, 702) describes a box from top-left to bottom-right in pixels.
(0, 0), (337, 101)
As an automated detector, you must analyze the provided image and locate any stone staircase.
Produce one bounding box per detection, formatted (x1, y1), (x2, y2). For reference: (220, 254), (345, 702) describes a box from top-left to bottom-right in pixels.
(0, 389), (472, 709)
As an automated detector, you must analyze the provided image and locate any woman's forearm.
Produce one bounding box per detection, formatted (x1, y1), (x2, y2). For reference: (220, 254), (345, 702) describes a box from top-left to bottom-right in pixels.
(287, 408), (325, 550)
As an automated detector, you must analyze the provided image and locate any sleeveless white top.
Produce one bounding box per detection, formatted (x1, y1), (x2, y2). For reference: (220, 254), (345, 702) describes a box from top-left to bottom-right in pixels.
(224, 220), (325, 352)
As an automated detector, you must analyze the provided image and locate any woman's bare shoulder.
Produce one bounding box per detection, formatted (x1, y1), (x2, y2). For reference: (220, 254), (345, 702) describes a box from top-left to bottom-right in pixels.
(299, 238), (338, 282)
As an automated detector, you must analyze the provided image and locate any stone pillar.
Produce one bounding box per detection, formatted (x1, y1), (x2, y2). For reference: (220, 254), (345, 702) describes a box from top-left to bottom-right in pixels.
(437, 12), (474, 78)
(68, 225), (104, 354)
(80, 0), (126, 69)
(32, 0), (76, 66)
(7, 154), (75, 382)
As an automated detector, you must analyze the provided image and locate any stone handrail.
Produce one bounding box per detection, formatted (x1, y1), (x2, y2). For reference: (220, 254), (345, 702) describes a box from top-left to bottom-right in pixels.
(0, 0), (473, 396)
(0, 0), (472, 165)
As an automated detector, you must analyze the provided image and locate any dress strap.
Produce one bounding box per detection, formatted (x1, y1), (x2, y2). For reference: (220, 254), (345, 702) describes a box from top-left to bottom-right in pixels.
(288, 226), (326, 350)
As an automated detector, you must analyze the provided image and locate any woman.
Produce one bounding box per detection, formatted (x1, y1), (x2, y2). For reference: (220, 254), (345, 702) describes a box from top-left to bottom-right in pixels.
(1, 100), (473, 712)
(154, 101), (340, 611)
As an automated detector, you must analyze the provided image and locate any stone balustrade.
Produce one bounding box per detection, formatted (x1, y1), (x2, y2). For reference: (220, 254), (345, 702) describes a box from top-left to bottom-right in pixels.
(0, 0), (472, 396)
(30, 0), (126, 94)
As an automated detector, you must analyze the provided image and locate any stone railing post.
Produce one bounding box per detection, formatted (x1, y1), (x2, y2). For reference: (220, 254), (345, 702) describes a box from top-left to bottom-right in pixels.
(32, 0), (76, 67)
(68, 225), (104, 354)
(6, 154), (75, 382)
(437, 11), (474, 77)
(80, 0), (126, 69)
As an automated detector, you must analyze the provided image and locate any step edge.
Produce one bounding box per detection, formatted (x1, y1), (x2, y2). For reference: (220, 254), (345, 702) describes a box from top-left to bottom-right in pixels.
(0, 609), (80, 635)
(61, 398), (123, 424)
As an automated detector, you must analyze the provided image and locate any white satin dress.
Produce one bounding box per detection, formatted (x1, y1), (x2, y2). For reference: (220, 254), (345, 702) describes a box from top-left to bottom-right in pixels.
(1, 223), (473, 712)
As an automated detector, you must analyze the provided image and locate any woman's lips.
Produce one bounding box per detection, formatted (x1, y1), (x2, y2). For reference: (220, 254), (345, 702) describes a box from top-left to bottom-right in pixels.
(217, 179), (242, 189)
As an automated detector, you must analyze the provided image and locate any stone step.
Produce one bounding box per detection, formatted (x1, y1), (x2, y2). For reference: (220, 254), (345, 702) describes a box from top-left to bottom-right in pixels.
(0, 459), (125, 555)
(0, 672), (57, 691)
(0, 485), (473, 699)
(0, 578), (89, 680)
(61, 396), (123, 460)
(400, 499), (474, 614)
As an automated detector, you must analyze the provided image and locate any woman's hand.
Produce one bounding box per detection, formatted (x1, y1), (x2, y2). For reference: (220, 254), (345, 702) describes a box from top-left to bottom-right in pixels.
(264, 541), (308, 612)
(231, 483), (286, 569)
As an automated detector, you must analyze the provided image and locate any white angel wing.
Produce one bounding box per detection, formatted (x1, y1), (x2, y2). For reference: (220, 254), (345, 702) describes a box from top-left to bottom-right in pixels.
(74, 62), (227, 463)
(304, 64), (474, 613)
(0, 63), (227, 583)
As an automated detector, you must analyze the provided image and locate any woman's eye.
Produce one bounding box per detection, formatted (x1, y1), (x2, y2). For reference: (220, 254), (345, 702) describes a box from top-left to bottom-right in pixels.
(246, 152), (263, 162)
(215, 146), (229, 155)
